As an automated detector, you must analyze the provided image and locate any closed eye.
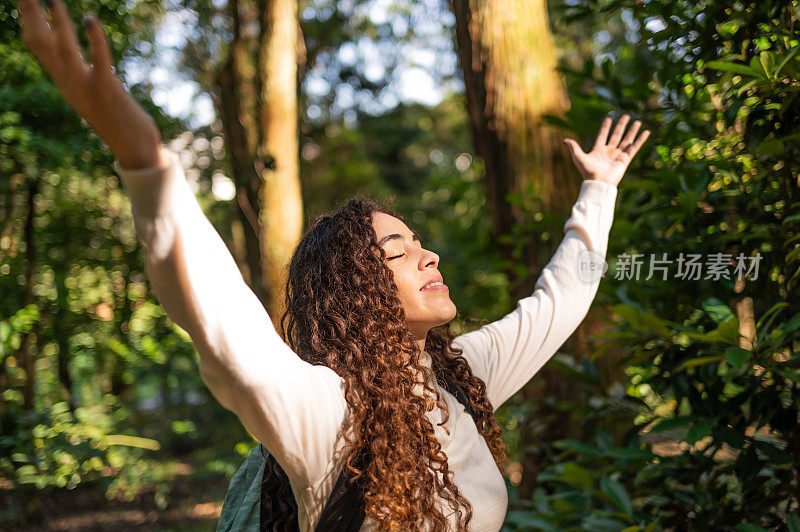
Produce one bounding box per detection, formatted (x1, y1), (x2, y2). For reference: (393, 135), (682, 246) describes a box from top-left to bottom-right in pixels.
(386, 253), (405, 260)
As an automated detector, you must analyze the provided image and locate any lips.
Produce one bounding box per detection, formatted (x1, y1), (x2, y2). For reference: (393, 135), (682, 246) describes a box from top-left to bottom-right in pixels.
(420, 274), (444, 291)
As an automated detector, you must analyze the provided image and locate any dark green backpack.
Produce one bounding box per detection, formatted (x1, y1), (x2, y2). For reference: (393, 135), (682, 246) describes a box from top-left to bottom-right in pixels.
(216, 369), (479, 532)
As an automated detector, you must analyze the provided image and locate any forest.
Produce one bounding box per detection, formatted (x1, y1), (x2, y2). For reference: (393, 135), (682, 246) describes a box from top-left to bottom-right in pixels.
(1, 0), (799, 530)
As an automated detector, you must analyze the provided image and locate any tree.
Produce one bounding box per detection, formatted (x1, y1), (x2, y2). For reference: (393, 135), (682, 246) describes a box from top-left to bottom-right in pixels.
(210, 0), (303, 325)
(449, 0), (616, 497)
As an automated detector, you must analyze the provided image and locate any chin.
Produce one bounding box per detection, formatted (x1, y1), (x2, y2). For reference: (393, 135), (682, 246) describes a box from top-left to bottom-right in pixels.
(438, 303), (458, 325)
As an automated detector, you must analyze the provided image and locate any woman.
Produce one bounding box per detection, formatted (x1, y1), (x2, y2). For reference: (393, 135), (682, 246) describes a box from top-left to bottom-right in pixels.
(18, 1), (650, 530)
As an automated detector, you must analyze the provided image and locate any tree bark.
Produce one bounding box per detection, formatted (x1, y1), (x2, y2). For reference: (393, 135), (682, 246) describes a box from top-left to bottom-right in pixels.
(212, 0), (268, 308)
(213, 0), (303, 330)
(255, 0), (303, 333)
(450, 0), (616, 499)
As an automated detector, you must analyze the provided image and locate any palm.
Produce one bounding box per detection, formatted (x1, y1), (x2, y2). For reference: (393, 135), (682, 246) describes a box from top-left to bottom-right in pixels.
(18, 0), (161, 168)
(563, 115), (651, 187)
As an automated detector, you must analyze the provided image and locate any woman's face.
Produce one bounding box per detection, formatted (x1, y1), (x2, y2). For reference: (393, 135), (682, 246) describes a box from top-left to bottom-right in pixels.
(372, 212), (457, 340)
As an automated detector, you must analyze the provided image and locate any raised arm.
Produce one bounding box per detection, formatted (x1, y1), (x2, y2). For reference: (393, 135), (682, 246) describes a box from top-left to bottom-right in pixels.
(19, 0), (347, 489)
(453, 114), (650, 410)
(453, 180), (616, 409)
(113, 151), (348, 487)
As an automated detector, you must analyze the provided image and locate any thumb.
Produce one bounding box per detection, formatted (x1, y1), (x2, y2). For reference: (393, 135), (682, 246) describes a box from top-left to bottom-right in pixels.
(562, 138), (582, 155)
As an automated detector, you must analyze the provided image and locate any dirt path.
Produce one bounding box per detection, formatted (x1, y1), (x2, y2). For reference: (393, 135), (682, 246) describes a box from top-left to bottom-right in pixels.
(1, 468), (231, 531)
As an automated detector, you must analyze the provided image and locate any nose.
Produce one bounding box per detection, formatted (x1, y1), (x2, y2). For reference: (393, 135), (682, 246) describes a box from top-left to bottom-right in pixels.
(420, 248), (439, 270)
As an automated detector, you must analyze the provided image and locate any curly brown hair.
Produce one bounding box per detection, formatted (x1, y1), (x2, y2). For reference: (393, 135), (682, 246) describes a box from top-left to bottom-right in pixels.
(278, 195), (507, 531)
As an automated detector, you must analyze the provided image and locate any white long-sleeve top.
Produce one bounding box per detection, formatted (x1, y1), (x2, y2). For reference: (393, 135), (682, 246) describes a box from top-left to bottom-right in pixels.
(112, 145), (618, 531)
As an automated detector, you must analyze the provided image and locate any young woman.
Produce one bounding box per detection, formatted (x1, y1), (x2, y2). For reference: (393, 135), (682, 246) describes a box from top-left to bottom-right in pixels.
(19, 1), (650, 530)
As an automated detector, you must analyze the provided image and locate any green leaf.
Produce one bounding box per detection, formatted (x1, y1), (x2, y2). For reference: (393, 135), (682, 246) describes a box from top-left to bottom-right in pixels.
(737, 78), (762, 97)
(602, 447), (656, 460)
(725, 346), (752, 368)
(755, 138), (785, 156)
(638, 312), (673, 337)
(784, 313), (800, 333)
(756, 302), (789, 329)
(505, 512), (560, 532)
(548, 356), (600, 385)
(774, 45), (800, 77)
(675, 354), (725, 372)
(649, 416), (696, 433)
(705, 60), (755, 76)
(686, 419), (713, 445)
(787, 513), (800, 532)
(750, 55), (768, 78)
(702, 298), (735, 324)
(558, 462), (594, 489)
(600, 477), (634, 516)
(581, 513), (632, 532)
(715, 19), (742, 37)
(759, 51), (776, 78)
(682, 317), (740, 345)
(16, 465), (38, 477)
(554, 439), (603, 456)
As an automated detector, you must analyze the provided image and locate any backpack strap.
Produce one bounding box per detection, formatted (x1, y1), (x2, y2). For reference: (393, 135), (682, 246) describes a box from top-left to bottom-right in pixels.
(436, 366), (481, 425)
(314, 442), (372, 531)
(217, 443), (270, 532)
(260, 447), (300, 531)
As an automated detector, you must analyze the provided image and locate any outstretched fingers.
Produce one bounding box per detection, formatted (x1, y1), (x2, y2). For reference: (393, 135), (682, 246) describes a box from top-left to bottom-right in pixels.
(48, 0), (88, 73)
(592, 117), (612, 151)
(623, 129), (651, 157)
(19, 0), (56, 66)
(607, 114), (631, 148)
(619, 120), (642, 150)
(85, 15), (114, 79)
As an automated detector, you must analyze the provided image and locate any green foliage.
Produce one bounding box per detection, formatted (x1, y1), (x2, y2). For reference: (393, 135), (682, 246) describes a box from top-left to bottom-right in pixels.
(0, 1), (250, 526)
(501, 0), (800, 530)
(3, 0), (799, 528)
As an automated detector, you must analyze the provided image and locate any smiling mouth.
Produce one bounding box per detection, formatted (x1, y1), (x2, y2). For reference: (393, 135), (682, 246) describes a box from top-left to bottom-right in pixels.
(420, 281), (448, 291)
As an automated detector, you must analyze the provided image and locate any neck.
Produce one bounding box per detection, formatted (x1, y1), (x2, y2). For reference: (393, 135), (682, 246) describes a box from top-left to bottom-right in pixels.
(420, 348), (432, 370)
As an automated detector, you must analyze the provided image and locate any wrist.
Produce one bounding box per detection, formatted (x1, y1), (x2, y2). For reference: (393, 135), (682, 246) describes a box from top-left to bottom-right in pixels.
(583, 176), (619, 188)
(113, 142), (164, 171)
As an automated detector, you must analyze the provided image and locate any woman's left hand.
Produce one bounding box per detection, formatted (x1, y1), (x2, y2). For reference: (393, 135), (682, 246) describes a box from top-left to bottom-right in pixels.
(562, 114), (650, 187)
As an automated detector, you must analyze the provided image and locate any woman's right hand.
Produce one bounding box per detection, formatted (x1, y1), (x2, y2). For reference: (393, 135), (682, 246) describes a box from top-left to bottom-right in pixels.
(19, 0), (163, 169)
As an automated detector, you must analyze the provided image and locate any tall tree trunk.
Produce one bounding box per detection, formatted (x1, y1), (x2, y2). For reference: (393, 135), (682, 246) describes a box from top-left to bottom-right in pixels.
(451, 0), (618, 499)
(213, 0), (303, 332)
(214, 0), (268, 308)
(255, 0), (303, 332)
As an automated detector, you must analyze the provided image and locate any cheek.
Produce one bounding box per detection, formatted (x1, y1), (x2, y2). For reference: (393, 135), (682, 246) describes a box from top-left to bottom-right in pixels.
(394, 271), (419, 301)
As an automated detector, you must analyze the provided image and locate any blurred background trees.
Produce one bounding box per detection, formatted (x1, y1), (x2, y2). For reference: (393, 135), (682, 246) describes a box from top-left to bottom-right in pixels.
(1, 0), (798, 530)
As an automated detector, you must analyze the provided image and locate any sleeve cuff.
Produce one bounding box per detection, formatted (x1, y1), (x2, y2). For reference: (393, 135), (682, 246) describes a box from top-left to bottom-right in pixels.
(576, 179), (618, 208)
(112, 145), (176, 177)
(111, 145), (188, 228)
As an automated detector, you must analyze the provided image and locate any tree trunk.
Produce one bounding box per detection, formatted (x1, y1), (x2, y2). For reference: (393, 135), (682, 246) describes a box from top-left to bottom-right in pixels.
(450, 0), (617, 498)
(255, 0), (303, 333)
(213, 0), (303, 331)
(214, 0), (269, 308)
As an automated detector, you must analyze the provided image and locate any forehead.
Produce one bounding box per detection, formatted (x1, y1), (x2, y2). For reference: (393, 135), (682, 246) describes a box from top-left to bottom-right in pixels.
(371, 212), (414, 242)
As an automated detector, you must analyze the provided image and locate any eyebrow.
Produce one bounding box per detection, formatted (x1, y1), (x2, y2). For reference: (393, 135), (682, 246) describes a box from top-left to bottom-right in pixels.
(378, 230), (421, 247)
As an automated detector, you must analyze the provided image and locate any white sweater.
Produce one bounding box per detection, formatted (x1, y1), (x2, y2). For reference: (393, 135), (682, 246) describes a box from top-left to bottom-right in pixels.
(112, 145), (618, 531)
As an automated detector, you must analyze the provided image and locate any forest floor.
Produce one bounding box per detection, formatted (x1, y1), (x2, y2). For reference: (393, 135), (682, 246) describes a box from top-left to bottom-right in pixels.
(0, 459), (231, 531)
